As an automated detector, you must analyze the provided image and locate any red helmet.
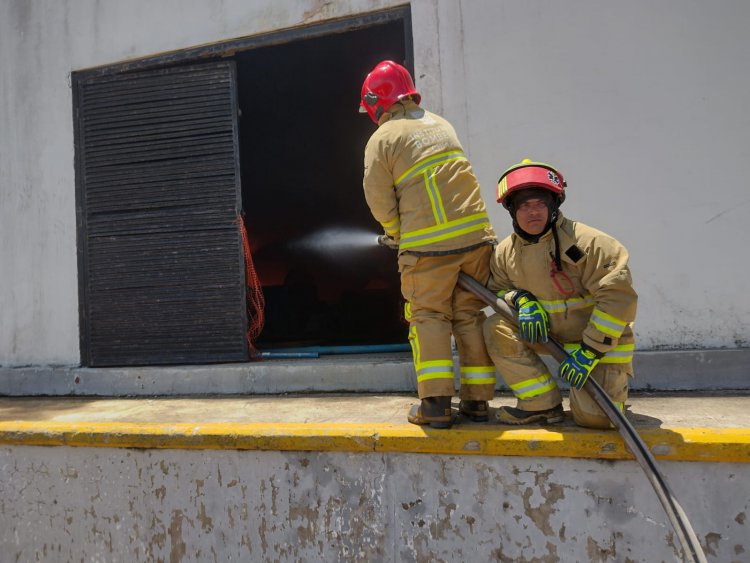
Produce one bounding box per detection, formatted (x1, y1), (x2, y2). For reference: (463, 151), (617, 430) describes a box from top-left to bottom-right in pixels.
(359, 60), (421, 124)
(496, 159), (566, 209)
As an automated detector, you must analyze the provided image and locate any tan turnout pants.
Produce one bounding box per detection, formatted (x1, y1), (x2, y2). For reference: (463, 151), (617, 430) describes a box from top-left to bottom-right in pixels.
(483, 313), (630, 429)
(398, 245), (496, 400)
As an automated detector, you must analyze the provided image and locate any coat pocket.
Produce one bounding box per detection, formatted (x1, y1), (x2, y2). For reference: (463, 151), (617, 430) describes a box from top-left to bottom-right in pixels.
(397, 252), (419, 273)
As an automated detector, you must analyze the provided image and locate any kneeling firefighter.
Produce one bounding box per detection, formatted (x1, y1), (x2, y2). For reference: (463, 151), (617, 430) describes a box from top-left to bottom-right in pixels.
(484, 159), (638, 428)
(360, 60), (498, 428)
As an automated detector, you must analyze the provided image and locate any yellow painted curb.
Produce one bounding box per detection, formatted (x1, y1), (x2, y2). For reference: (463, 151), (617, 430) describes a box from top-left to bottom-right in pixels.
(0, 421), (748, 463)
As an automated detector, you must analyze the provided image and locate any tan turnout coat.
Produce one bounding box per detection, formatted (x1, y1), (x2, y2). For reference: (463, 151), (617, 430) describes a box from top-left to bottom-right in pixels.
(488, 213), (637, 360)
(363, 100), (495, 254)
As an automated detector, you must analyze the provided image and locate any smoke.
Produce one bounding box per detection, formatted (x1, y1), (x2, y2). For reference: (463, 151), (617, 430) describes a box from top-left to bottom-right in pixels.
(288, 227), (380, 256)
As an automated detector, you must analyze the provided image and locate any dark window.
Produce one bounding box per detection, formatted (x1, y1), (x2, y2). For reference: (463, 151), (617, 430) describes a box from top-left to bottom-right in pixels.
(73, 8), (413, 366)
(237, 20), (408, 348)
(74, 62), (247, 366)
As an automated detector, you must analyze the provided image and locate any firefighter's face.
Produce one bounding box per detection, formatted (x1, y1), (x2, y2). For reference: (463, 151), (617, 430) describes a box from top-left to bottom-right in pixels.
(515, 198), (549, 235)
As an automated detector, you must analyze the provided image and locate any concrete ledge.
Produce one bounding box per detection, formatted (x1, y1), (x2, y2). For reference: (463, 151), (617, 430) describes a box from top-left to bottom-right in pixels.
(1, 420), (748, 463)
(1, 347), (748, 396)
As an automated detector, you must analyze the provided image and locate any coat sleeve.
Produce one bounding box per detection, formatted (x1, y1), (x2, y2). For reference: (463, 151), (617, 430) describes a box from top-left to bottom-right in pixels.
(579, 235), (638, 355)
(487, 243), (515, 299)
(363, 135), (401, 240)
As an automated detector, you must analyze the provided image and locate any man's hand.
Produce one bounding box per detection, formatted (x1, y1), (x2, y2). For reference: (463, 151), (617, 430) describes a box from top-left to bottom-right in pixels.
(377, 234), (399, 250)
(558, 344), (601, 390)
(512, 290), (549, 344)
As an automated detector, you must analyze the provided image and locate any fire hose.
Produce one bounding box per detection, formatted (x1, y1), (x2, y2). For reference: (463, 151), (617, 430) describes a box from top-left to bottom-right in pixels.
(456, 272), (707, 563)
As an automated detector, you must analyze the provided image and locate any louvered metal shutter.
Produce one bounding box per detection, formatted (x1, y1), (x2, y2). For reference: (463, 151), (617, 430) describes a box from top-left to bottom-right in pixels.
(74, 62), (248, 366)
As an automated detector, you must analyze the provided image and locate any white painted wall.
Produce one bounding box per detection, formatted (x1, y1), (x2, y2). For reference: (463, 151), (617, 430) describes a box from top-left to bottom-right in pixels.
(1, 0), (748, 366)
(440, 1), (750, 351)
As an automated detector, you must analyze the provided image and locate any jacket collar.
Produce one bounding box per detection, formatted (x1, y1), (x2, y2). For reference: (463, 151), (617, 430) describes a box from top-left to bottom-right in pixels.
(378, 100), (422, 125)
(521, 213), (582, 265)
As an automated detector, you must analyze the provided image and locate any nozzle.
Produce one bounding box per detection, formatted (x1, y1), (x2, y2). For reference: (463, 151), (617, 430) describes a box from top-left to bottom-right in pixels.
(377, 234), (399, 250)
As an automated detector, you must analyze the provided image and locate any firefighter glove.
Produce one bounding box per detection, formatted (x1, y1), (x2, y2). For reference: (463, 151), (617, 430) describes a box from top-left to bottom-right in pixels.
(558, 344), (601, 390)
(512, 290), (549, 344)
(377, 234), (399, 250)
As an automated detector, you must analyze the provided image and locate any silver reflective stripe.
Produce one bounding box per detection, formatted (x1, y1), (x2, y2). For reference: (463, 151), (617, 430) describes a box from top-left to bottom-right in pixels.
(511, 375), (556, 399)
(395, 151), (466, 187)
(591, 311), (626, 333)
(606, 348), (633, 358)
(417, 365), (454, 375)
(539, 296), (595, 313)
(400, 214), (490, 245)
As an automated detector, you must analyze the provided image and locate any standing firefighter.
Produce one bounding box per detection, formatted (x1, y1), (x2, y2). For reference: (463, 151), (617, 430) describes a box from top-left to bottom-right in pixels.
(484, 159), (637, 428)
(360, 60), (497, 428)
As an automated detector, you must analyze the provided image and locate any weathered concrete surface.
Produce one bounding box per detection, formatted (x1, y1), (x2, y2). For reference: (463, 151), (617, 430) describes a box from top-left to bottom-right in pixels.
(1, 347), (748, 396)
(0, 445), (747, 562)
(0, 394), (748, 561)
(1, 393), (750, 428)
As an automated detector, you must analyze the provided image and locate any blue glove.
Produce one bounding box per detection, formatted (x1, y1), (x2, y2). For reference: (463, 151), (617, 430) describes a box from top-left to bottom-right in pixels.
(512, 291), (549, 344)
(558, 344), (601, 390)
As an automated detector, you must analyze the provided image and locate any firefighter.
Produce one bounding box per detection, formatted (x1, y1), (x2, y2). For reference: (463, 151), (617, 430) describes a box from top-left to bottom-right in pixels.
(360, 60), (497, 428)
(484, 159), (637, 428)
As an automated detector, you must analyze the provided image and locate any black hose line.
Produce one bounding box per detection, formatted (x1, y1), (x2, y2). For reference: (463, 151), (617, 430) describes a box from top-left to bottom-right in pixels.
(457, 272), (707, 563)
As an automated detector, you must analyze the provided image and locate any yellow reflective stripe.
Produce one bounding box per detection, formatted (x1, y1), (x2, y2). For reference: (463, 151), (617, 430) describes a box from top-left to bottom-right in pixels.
(400, 213), (491, 249)
(381, 217), (400, 236)
(563, 343), (634, 364)
(600, 343), (635, 364)
(408, 325), (420, 366)
(418, 372), (455, 383)
(538, 295), (595, 313)
(497, 176), (509, 201)
(416, 359), (454, 382)
(402, 219), (489, 248)
(418, 360), (454, 369)
(601, 356), (632, 364)
(590, 308), (627, 338)
(460, 377), (496, 385)
(402, 212), (489, 239)
(460, 366), (495, 374)
(608, 402), (626, 428)
(510, 374), (557, 399)
(496, 290), (509, 299)
(424, 171), (447, 224)
(404, 301), (412, 322)
(460, 366), (496, 385)
(395, 150), (466, 186)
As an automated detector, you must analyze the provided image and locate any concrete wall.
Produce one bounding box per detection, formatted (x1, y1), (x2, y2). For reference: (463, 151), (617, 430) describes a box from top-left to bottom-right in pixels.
(1, 0), (749, 366)
(2, 347), (750, 396)
(452, 1), (750, 352)
(0, 445), (746, 562)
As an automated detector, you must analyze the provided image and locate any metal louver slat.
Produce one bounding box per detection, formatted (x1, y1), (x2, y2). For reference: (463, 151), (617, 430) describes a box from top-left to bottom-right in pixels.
(74, 61), (248, 366)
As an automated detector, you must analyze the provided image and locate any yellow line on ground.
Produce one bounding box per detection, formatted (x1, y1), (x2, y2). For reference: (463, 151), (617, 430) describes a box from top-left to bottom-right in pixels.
(0, 421), (748, 463)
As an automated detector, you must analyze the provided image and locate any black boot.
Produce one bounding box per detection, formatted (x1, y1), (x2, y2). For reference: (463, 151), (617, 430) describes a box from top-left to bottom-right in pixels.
(459, 400), (489, 422)
(407, 396), (455, 429)
(495, 404), (565, 425)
